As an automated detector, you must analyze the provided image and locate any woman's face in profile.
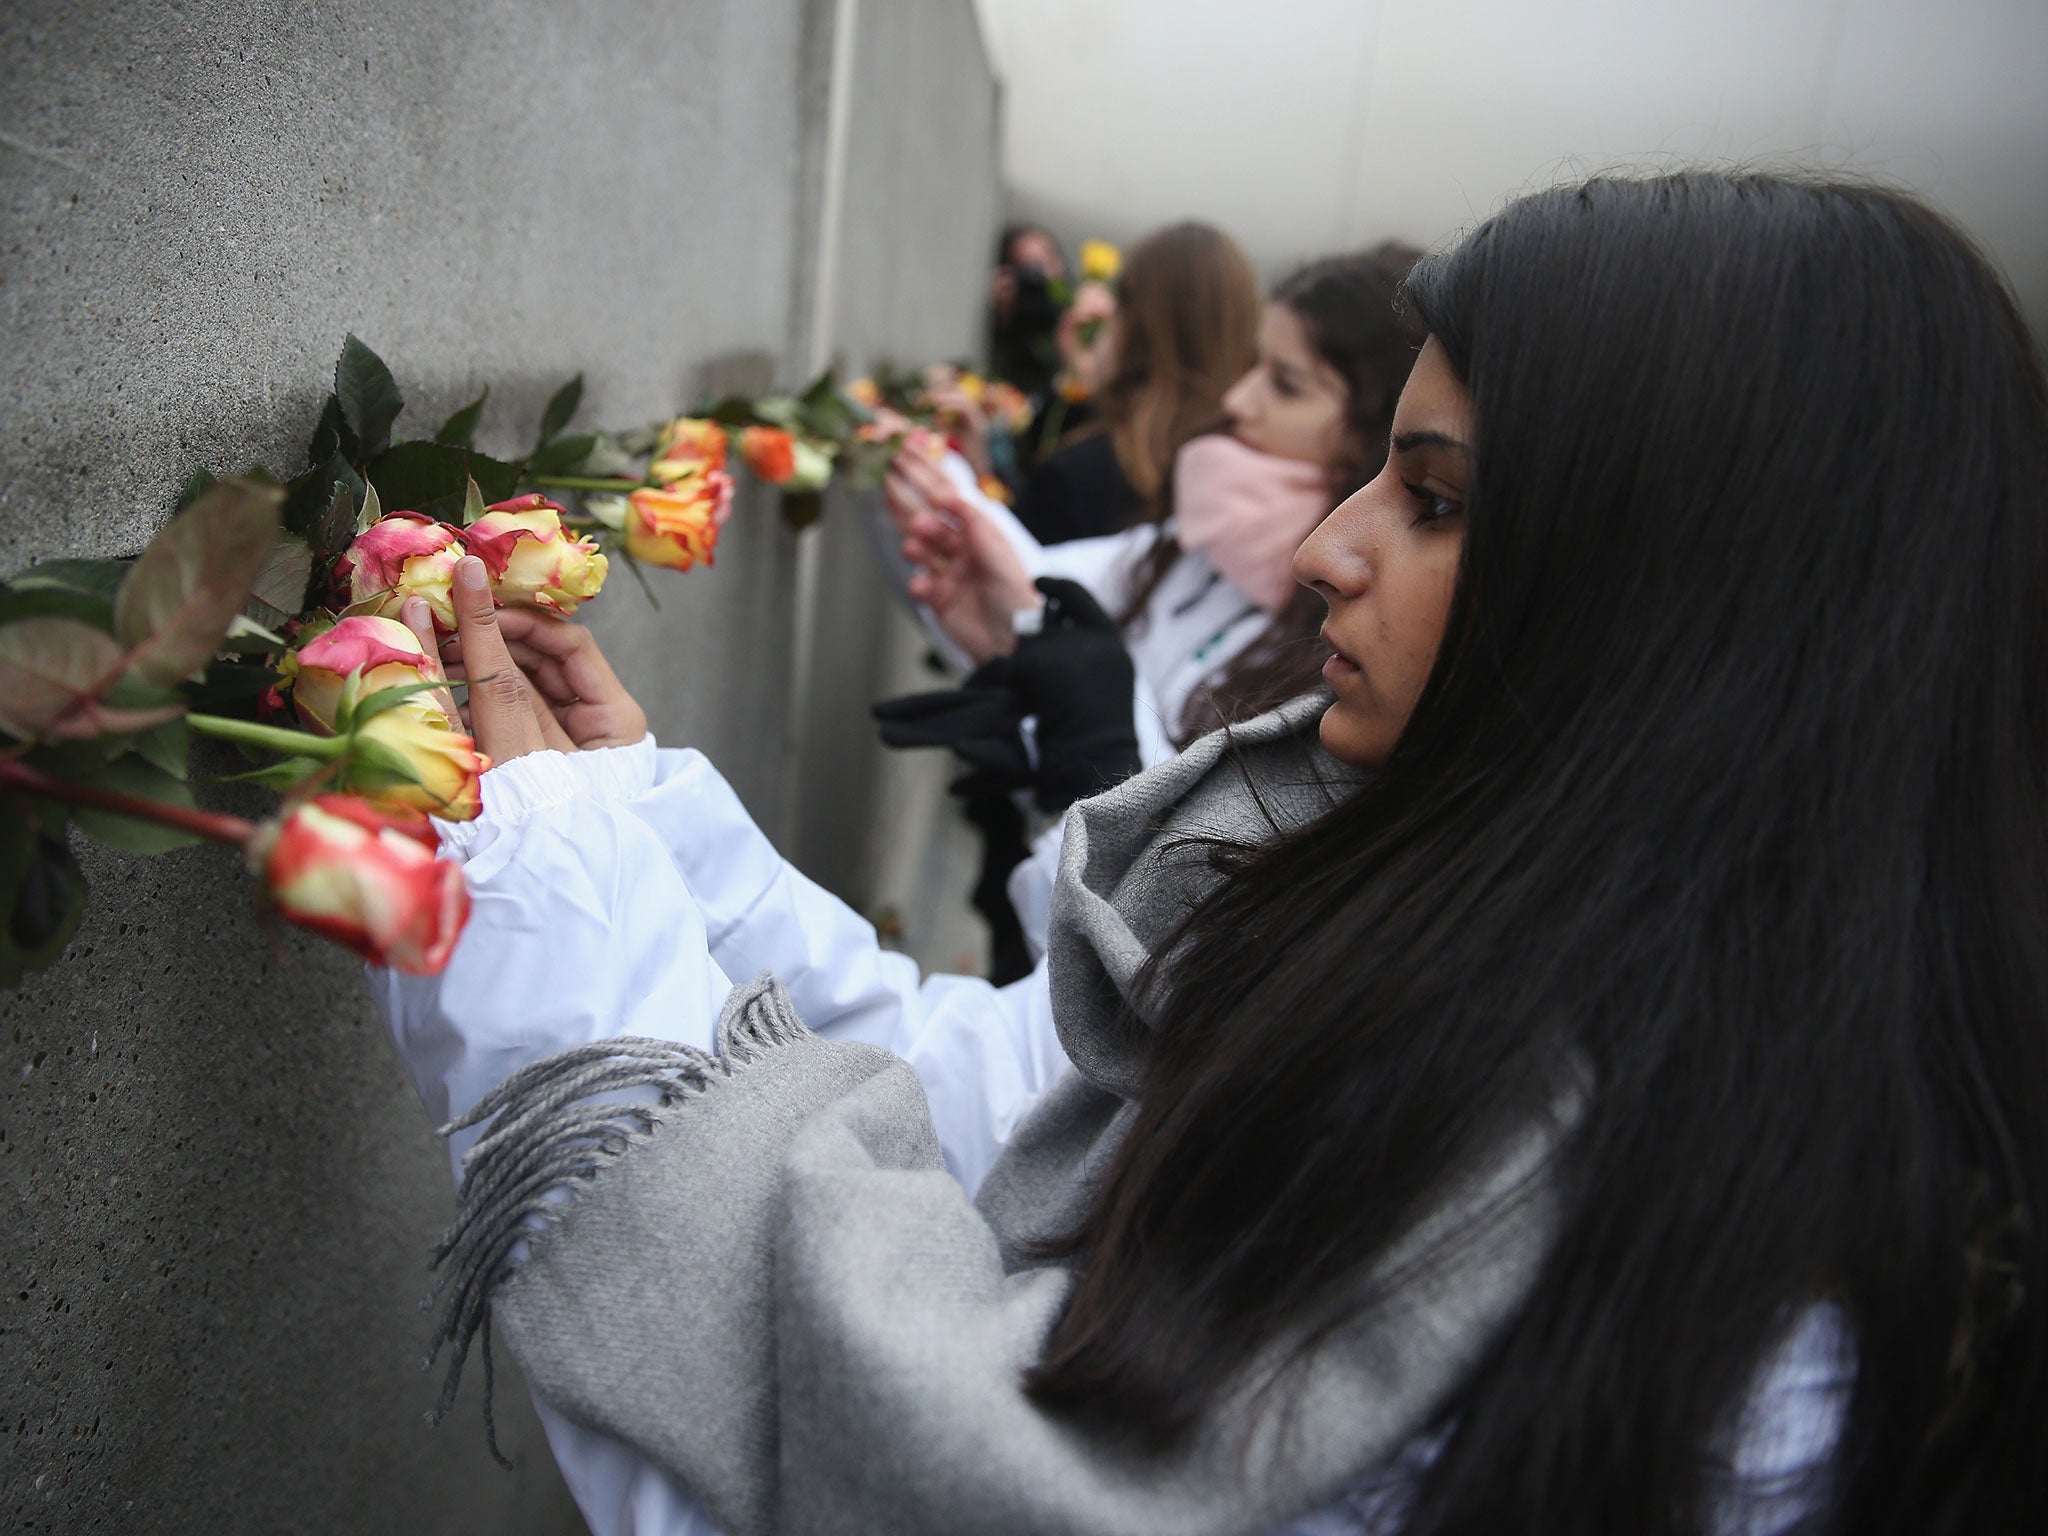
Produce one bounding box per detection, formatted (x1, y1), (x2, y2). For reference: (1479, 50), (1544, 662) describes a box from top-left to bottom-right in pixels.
(1294, 336), (1470, 768)
(1223, 302), (1350, 468)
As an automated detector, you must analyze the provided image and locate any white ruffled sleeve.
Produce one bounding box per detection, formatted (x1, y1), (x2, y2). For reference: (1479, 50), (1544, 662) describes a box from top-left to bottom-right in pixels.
(625, 743), (1070, 1194)
(375, 738), (732, 1170)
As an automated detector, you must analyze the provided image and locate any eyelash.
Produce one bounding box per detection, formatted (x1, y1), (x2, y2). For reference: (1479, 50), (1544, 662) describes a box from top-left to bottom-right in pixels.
(1402, 481), (1462, 526)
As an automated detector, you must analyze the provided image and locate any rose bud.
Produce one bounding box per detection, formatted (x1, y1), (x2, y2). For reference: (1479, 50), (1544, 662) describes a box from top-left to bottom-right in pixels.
(648, 416), (729, 482)
(334, 512), (463, 630)
(785, 439), (834, 494)
(284, 614), (442, 735)
(348, 702), (489, 822)
(626, 472), (733, 571)
(738, 425), (798, 485)
(250, 793), (470, 975)
(846, 376), (881, 409)
(460, 495), (609, 615)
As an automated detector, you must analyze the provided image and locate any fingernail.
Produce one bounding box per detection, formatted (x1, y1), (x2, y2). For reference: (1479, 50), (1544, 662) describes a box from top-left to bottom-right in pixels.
(456, 555), (488, 592)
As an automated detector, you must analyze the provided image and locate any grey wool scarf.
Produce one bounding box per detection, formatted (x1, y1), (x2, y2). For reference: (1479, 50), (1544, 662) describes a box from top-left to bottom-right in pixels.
(426, 695), (1569, 1535)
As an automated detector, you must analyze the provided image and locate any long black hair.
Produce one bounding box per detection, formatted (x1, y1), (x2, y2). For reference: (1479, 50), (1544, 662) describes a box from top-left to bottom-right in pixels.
(1122, 243), (1426, 741)
(1027, 173), (2048, 1532)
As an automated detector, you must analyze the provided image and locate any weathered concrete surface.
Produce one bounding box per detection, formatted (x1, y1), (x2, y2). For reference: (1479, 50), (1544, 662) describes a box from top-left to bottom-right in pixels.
(787, 0), (1001, 925)
(0, 0), (998, 1529)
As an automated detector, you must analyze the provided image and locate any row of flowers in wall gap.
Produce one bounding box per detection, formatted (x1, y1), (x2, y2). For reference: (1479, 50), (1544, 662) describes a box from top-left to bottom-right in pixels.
(0, 335), (993, 989)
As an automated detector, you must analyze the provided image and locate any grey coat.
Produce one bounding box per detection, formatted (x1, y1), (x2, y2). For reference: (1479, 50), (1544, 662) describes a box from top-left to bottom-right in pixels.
(427, 695), (1567, 1535)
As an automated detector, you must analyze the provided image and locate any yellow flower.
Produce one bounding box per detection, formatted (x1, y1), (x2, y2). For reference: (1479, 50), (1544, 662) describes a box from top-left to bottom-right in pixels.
(462, 496), (609, 616)
(348, 701), (489, 821)
(626, 473), (733, 571)
(1079, 238), (1122, 282)
(649, 417), (729, 483)
(846, 377), (881, 409)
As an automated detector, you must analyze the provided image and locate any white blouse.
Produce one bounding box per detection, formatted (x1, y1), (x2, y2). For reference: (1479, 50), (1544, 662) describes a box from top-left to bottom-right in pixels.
(375, 739), (1851, 1536)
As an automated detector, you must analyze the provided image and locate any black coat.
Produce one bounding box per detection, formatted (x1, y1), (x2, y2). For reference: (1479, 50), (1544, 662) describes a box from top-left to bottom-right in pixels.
(1014, 433), (1145, 545)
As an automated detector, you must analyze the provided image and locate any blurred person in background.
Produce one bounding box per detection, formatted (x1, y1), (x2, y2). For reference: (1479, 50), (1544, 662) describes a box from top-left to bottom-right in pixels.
(882, 244), (1420, 974)
(885, 242), (1423, 758)
(393, 170), (2047, 1536)
(1008, 220), (1262, 544)
(987, 221), (1068, 399)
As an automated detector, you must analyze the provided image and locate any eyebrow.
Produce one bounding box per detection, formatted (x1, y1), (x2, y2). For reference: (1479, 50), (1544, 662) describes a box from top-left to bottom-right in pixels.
(1391, 429), (1470, 457)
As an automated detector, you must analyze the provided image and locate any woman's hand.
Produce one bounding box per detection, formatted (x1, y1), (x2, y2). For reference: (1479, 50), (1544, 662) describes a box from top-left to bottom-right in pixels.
(883, 453), (1040, 664)
(924, 382), (993, 480)
(400, 556), (647, 762)
(480, 605), (648, 750)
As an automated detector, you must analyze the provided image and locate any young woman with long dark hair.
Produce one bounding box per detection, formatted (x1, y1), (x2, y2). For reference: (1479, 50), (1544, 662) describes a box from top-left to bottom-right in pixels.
(384, 172), (2046, 1535)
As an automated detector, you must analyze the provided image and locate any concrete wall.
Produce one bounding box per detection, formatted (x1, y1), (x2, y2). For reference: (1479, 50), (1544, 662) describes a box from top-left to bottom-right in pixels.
(786, 0), (1001, 945)
(0, 0), (997, 1530)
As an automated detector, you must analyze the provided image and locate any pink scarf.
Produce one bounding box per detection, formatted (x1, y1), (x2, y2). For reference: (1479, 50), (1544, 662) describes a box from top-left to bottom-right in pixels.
(1171, 434), (1331, 615)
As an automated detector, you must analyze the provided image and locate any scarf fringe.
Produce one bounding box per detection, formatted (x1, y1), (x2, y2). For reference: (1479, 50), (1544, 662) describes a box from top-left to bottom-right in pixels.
(420, 973), (807, 1465)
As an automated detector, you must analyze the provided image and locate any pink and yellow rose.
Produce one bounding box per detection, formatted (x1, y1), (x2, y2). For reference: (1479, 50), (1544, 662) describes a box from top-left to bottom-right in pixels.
(461, 495), (609, 616)
(648, 417), (729, 482)
(348, 703), (489, 821)
(251, 793), (469, 974)
(335, 512), (463, 629)
(625, 472), (732, 571)
(738, 425), (798, 485)
(284, 615), (442, 734)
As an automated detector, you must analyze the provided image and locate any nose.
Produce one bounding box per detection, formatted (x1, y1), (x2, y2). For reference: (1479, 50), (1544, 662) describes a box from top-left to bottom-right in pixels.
(1221, 369), (1257, 426)
(1292, 484), (1372, 601)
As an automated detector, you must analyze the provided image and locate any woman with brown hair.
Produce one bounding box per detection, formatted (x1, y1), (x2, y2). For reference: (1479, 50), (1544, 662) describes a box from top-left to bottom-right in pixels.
(1013, 220), (1262, 544)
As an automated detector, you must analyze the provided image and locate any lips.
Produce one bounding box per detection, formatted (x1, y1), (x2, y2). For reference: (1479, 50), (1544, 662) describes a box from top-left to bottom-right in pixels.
(1320, 627), (1362, 680)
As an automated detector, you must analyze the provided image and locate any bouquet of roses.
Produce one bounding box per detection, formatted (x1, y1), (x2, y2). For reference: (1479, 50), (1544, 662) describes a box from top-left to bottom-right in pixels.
(0, 333), (814, 989)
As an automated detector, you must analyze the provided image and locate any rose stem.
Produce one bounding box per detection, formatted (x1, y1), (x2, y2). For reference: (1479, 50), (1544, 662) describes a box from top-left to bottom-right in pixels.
(185, 713), (349, 759)
(0, 758), (257, 847)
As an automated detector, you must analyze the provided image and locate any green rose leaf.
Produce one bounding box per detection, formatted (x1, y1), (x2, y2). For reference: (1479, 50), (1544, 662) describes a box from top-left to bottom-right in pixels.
(366, 442), (519, 524)
(347, 678), (449, 731)
(576, 434), (643, 480)
(12, 557), (132, 608)
(536, 373), (584, 449)
(0, 802), (88, 987)
(435, 385), (489, 448)
(114, 478), (282, 689)
(461, 474), (486, 528)
(341, 733), (427, 792)
(282, 451), (364, 539)
(0, 616), (177, 742)
(527, 433), (597, 477)
(750, 395), (801, 428)
(128, 716), (190, 779)
(0, 583), (116, 632)
(335, 335), (405, 459)
(243, 533), (315, 628)
(305, 393), (356, 467)
(175, 466), (218, 513)
(353, 478), (384, 537)
(208, 755), (324, 790)
(68, 756), (203, 853)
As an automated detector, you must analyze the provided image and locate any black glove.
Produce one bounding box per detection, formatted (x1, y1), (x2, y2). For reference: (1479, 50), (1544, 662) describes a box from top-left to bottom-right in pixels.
(872, 578), (1142, 813)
